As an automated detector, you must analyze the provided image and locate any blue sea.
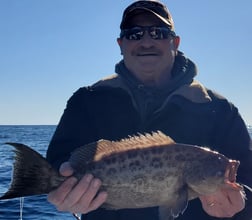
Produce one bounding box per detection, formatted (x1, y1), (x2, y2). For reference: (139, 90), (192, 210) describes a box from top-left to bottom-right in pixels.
(0, 125), (75, 220)
(0, 125), (252, 220)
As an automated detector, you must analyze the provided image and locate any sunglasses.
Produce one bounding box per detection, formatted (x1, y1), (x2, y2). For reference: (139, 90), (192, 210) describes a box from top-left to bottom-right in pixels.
(120, 26), (176, 40)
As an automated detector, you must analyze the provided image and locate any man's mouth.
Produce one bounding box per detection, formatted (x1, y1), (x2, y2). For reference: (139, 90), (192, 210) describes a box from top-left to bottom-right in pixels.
(137, 53), (158, 56)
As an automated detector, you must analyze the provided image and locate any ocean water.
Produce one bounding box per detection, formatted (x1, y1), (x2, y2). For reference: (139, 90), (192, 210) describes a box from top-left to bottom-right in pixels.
(0, 125), (251, 220)
(0, 125), (75, 220)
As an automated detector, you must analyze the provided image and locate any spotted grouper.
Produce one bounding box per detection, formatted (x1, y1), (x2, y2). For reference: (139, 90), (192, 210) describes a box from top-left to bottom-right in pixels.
(0, 131), (247, 219)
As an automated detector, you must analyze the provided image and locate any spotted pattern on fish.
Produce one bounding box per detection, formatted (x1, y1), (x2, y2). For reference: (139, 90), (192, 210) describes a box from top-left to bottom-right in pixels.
(0, 131), (245, 220)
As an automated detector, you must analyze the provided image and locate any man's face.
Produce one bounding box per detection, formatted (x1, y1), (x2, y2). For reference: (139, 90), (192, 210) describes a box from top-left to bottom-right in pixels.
(118, 12), (180, 86)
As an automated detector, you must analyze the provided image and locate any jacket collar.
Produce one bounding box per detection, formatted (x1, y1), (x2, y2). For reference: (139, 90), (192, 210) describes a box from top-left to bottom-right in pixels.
(91, 52), (211, 104)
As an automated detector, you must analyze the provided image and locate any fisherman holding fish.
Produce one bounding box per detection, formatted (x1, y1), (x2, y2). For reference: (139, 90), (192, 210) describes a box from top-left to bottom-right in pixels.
(44, 0), (252, 219)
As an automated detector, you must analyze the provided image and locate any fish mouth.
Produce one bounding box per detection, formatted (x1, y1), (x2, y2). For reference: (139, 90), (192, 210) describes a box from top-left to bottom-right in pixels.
(224, 160), (240, 183)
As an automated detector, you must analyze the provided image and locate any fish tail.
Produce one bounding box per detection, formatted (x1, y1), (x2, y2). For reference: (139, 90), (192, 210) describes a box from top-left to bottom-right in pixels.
(0, 143), (64, 200)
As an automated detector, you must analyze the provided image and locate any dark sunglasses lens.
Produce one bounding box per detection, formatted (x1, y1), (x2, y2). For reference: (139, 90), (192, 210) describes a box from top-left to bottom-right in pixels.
(149, 27), (169, 39)
(125, 27), (144, 40)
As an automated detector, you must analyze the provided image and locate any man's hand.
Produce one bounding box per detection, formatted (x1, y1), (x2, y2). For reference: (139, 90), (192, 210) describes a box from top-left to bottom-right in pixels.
(47, 162), (108, 214)
(199, 184), (245, 218)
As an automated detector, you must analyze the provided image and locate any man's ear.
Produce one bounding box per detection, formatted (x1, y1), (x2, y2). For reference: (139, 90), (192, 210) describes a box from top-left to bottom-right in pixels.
(173, 36), (180, 50)
(117, 38), (123, 55)
(117, 38), (122, 46)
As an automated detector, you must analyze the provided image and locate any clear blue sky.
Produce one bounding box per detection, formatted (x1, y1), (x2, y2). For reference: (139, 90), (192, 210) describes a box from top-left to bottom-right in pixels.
(1, 0), (251, 125)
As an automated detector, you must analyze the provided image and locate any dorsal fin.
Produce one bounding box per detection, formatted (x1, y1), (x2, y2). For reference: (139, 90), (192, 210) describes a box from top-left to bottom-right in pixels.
(69, 131), (174, 168)
(111, 131), (174, 151)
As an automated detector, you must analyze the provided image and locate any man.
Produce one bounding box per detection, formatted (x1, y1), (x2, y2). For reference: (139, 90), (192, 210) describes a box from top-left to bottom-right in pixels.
(46, 1), (252, 219)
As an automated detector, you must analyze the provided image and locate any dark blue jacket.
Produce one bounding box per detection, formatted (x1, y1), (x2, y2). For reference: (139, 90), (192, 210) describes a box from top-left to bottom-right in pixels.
(47, 53), (252, 220)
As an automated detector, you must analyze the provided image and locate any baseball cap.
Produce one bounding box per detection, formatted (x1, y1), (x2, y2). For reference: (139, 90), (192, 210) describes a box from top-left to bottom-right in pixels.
(120, 0), (174, 30)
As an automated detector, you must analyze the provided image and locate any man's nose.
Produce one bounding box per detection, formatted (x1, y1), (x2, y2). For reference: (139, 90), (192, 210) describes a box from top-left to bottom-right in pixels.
(140, 31), (154, 47)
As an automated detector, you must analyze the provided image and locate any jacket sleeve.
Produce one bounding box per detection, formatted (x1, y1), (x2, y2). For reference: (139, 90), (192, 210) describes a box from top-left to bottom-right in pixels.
(46, 87), (98, 170)
(211, 93), (252, 219)
(224, 112), (252, 220)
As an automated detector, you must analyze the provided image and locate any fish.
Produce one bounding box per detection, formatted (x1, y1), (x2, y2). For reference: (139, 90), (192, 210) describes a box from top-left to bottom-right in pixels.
(0, 131), (246, 220)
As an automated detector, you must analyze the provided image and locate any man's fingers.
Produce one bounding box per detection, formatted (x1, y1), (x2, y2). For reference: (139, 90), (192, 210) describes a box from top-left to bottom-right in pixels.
(199, 187), (245, 218)
(88, 191), (108, 212)
(65, 174), (96, 212)
(76, 177), (107, 213)
(48, 173), (106, 214)
(47, 177), (78, 207)
(47, 160), (107, 214)
(223, 187), (245, 213)
(59, 162), (74, 176)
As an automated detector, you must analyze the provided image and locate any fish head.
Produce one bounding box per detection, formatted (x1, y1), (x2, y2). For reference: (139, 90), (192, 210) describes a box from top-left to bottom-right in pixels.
(185, 148), (240, 196)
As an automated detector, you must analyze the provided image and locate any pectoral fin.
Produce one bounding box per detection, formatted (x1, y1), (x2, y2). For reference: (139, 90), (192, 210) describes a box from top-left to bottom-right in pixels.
(159, 187), (188, 220)
(159, 206), (175, 220)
